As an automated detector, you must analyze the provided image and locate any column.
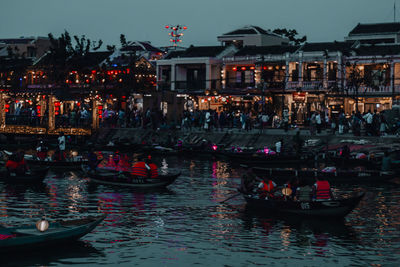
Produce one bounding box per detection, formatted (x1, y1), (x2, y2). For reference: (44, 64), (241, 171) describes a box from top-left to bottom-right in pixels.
(337, 52), (343, 90)
(298, 52), (303, 88)
(171, 63), (176, 91)
(0, 93), (5, 128)
(323, 59), (328, 89)
(92, 99), (99, 129)
(48, 95), (55, 131)
(206, 62), (212, 90)
(156, 65), (160, 91)
(390, 62), (395, 95)
(285, 54), (290, 90)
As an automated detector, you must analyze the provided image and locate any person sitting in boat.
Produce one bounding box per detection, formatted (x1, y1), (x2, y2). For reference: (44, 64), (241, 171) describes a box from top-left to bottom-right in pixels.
(131, 159), (148, 180)
(112, 151), (120, 169)
(295, 178), (312, 202)
(36, 140), (48, 160)
(312, 177), (334, 200)
(284, 177), (299, 199)
(5, 152), (19, 174)
(258, 178), (277, 199)
(145, 156), (158, 178)
(7, 151), (29, 175)
(87, 150), (100, 171)
(239, 167), (259, 194)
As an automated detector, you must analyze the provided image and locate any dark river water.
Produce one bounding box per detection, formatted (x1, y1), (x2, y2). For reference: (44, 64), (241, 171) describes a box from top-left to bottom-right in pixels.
(1, 155), (400, 266)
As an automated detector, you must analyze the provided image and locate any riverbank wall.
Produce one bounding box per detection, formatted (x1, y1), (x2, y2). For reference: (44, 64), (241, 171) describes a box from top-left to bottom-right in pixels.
(92, 127), (400, 150)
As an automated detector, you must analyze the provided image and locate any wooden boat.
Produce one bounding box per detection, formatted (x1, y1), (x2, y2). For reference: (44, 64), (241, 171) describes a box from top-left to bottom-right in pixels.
(81, 165), (180, 188)
(242, 192), (365, 218)
(217, 151), (312, 166)
(252, 167), (397, 184)
(0, 214), (106, 252)
(0, 167), (49, 184)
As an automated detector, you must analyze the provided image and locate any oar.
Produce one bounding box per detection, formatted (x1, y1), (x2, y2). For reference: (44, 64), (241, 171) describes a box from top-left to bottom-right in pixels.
(219, 192), (241, 203)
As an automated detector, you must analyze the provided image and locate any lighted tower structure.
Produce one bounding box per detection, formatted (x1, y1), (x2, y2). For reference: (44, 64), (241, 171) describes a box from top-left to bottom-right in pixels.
(165, 25), (187, 47)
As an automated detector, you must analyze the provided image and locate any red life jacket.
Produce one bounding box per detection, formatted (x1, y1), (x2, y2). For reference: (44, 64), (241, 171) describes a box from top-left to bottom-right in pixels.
(261, 180), (275, 192)
(149, 163), (158, 178)
(316, 180), (331, 199)
(131, 162), (149, 177)
(5, 160), (18, 170)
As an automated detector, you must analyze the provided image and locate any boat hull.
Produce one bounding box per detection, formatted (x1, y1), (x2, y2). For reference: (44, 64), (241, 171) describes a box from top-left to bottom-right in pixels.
(243, 193), (365, 218)
(0, 215), (106, 252)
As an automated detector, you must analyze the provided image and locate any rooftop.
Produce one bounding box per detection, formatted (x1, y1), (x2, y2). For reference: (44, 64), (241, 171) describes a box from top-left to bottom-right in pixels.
(349, 22), (400, 35)
(165, 46), (226, 59)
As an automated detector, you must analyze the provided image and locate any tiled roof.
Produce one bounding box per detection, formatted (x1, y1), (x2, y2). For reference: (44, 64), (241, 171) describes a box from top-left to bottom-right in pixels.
(349, 23), (400, 35)
(235, 45), (299, 56)
(221, 26), (273, 36)
(0, 38), (35, 44)
(301, 42), (354, 53)
(353, 44), (400, 56)
(34, 51), (112, 68)
(121, 41), (162, 53)
(165, 46), (226, 58)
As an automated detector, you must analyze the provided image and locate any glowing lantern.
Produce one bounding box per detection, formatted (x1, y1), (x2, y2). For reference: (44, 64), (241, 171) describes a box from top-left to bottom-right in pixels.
(282, 187), (292, 197)
(212, 145), (218, 151)
(233, 67), (237, 71)
(241, 67), (246, 71)
(36, 217), (49, 232)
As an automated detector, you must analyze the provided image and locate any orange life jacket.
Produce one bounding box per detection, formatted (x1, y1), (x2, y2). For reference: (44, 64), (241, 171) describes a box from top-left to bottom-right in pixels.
(316, 180), (331, 199)
(149, 163), (158, 178)
(261, 180), (275, 192)
(131, 162), (149, 177)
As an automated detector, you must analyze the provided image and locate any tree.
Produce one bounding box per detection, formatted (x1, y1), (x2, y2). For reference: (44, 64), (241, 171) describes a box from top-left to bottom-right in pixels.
(120, 34), (128, 48)
(46, 30), (103, 85)
(272, 28), (307, 45)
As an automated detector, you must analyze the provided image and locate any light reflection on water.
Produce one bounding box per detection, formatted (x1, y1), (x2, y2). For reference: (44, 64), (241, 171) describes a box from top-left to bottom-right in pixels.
(0, 155), (400, 266)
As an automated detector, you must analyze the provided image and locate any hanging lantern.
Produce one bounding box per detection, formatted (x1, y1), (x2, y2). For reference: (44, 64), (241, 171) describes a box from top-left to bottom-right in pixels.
(36, 217), (49, 232)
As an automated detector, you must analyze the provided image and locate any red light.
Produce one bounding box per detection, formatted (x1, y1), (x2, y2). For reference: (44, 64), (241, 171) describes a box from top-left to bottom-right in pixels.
(250, 66), (255, 70)
(99, 115), (102, 119)
(98, 105), (103, 110)
(5, 109), (9, 113)
(15, 100), (19, 103)
(165, 25), (169, 29)
(183, 26), (187, 30)
(233, 67), (237, 71)
(263, 66), (267, 70)
(5, 104), (9, 108)
(91, 70), (96, 74)
(126, 68), (130, 74)
(241, 67), (246, 71)
(122, 96), (126, 99)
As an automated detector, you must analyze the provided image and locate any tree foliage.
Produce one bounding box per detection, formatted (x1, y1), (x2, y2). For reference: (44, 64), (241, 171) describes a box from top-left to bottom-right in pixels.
(272, 28), (307, 45)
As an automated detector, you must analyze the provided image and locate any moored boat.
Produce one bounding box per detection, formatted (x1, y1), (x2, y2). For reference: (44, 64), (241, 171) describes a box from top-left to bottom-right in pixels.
(0, 214), (106, 252)
(81, 165), (180, 188)
(0, 167), (49, 184)
(252, 167), (397, 184)
(242, 192), (365, 218)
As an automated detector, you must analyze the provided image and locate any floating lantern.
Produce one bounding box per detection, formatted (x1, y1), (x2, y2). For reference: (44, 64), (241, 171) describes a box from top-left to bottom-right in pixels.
(36, 217), (49, 232)
(212, 144), (218, 151)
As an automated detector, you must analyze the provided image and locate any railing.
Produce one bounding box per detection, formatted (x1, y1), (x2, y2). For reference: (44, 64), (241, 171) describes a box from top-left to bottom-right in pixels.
(5, 115), (47, 127)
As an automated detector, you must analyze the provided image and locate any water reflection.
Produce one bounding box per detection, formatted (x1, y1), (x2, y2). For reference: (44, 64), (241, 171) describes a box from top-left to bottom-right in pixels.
(0, 156), (400, 266)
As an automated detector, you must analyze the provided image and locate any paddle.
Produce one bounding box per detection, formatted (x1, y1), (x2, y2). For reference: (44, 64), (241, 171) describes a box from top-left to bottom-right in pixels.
(219, 193), (241, 203)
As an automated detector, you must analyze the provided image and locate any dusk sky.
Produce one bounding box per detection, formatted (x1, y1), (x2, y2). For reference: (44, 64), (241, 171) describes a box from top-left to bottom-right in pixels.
(1, 0), (398, 48)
